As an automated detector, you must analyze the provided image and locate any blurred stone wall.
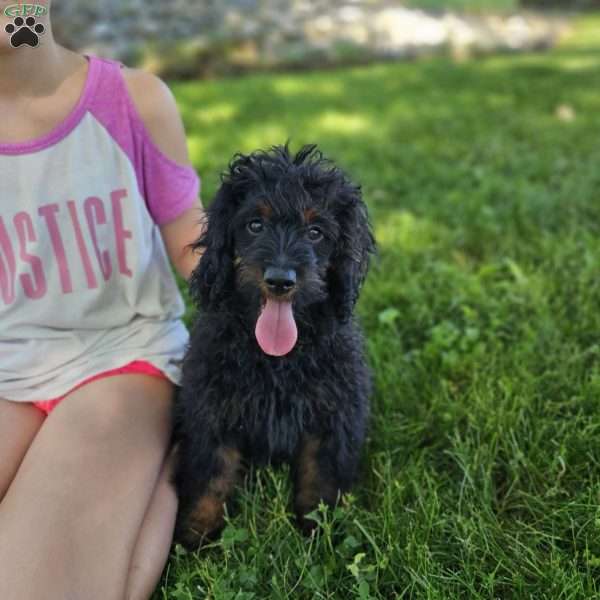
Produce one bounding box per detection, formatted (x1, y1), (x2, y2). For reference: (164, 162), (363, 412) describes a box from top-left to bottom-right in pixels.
(51, 1), (568, 78)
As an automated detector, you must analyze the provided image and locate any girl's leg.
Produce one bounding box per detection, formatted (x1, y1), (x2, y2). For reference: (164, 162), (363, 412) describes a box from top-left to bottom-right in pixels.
(0, 399), (45, 501)
(124, 448), (179, 600)
(0, 373), (175, 600)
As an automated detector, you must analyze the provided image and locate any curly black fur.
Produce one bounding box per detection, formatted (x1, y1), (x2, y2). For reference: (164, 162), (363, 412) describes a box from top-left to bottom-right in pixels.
(172, 143), (376, 548)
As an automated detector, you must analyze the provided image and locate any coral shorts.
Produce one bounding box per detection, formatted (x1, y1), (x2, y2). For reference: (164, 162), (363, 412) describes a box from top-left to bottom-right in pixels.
(32, 360), (171, 415)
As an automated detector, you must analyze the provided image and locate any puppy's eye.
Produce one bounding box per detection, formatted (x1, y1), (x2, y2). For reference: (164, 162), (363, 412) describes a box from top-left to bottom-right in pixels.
(247, 219), (263, 234)
(307, 226), (323, 242)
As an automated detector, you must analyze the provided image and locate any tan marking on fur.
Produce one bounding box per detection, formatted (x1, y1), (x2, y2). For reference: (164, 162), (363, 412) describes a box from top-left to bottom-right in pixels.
(187, 447), (243, 537)
(304, 208), (318, 222)
(188, 495), (224, 536)
(295, 436), (337, 513)
(258, 203), (272, 218)
(236, 261), (263, 287)
(210, 447), (242, 499)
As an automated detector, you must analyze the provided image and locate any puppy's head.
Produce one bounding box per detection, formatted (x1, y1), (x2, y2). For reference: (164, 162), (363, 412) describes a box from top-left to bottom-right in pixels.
(188, 143), (375, 356)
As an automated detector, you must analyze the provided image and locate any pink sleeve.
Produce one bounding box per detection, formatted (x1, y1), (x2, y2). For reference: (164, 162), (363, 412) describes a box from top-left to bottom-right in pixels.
(87, 56), (201, 227)
(127, 96), (201, 226)
(133, 118), (201, 226)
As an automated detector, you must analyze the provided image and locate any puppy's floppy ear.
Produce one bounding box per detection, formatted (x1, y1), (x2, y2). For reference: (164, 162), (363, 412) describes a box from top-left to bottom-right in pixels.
(328, 182), (376, 323)
(188, 181), (237, 310)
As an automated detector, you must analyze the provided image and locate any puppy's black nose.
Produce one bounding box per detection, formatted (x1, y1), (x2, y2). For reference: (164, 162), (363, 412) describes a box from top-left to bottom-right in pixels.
(264, 267), (296, 294)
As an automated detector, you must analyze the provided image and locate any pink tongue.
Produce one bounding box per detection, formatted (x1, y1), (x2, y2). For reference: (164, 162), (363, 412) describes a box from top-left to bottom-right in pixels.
(255, 298), (298, 356)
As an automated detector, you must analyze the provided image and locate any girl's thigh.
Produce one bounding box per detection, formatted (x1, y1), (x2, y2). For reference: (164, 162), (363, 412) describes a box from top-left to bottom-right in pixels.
(0, 399), (45, 502)
(0, 373), (175, 600)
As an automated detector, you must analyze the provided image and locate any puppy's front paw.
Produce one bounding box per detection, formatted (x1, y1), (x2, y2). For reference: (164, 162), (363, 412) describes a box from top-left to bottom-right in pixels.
(175, 496), (227, 550)
(175, 522), (222, 551)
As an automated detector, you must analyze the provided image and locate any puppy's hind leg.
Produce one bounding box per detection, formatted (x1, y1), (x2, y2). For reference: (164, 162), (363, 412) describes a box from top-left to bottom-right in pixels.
(174, 440), (245, 550)
(291, 431), (362, 535)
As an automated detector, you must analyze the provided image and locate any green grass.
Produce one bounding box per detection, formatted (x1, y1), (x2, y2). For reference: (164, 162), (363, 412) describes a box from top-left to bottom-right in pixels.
(405, 0), (518, 12)
(155, 14), (600, 599)
(404, 0), (595, 11)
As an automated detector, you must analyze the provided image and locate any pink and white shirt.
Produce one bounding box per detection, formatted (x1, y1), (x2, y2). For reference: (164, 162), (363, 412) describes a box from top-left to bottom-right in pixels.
(0, 54), (200, 402)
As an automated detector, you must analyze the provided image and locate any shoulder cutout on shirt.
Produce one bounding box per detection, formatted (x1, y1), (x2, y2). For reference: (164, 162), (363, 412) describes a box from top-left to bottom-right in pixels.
(121, 66), (193, 167)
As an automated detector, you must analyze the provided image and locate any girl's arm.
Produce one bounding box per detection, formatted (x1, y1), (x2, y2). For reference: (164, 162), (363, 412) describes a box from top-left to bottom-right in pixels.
(122, 66), (206, 281)
(159, 203), (206, 281)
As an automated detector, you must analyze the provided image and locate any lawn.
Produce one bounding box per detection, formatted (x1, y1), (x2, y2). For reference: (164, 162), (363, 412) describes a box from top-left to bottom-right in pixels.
(155, 14), (600, 599)
(405, 0), (519, 11)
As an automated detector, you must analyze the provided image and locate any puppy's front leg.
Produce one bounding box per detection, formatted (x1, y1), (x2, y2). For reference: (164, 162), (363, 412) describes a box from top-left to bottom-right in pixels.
(174, 441), (244, 549)
(292, 432), (362, 535)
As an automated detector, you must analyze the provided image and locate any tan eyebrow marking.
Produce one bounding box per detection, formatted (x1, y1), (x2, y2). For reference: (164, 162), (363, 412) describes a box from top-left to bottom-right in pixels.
(258, 202), (272, 218)
(304, 208), (318, 222)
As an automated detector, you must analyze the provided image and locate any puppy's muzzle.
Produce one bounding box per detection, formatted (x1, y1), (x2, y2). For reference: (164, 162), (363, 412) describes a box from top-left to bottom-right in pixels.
(264, 267), (296, 296)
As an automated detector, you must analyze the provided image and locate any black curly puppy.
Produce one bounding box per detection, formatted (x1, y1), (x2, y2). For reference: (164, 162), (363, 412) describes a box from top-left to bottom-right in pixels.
(172, 143), (376, 549)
